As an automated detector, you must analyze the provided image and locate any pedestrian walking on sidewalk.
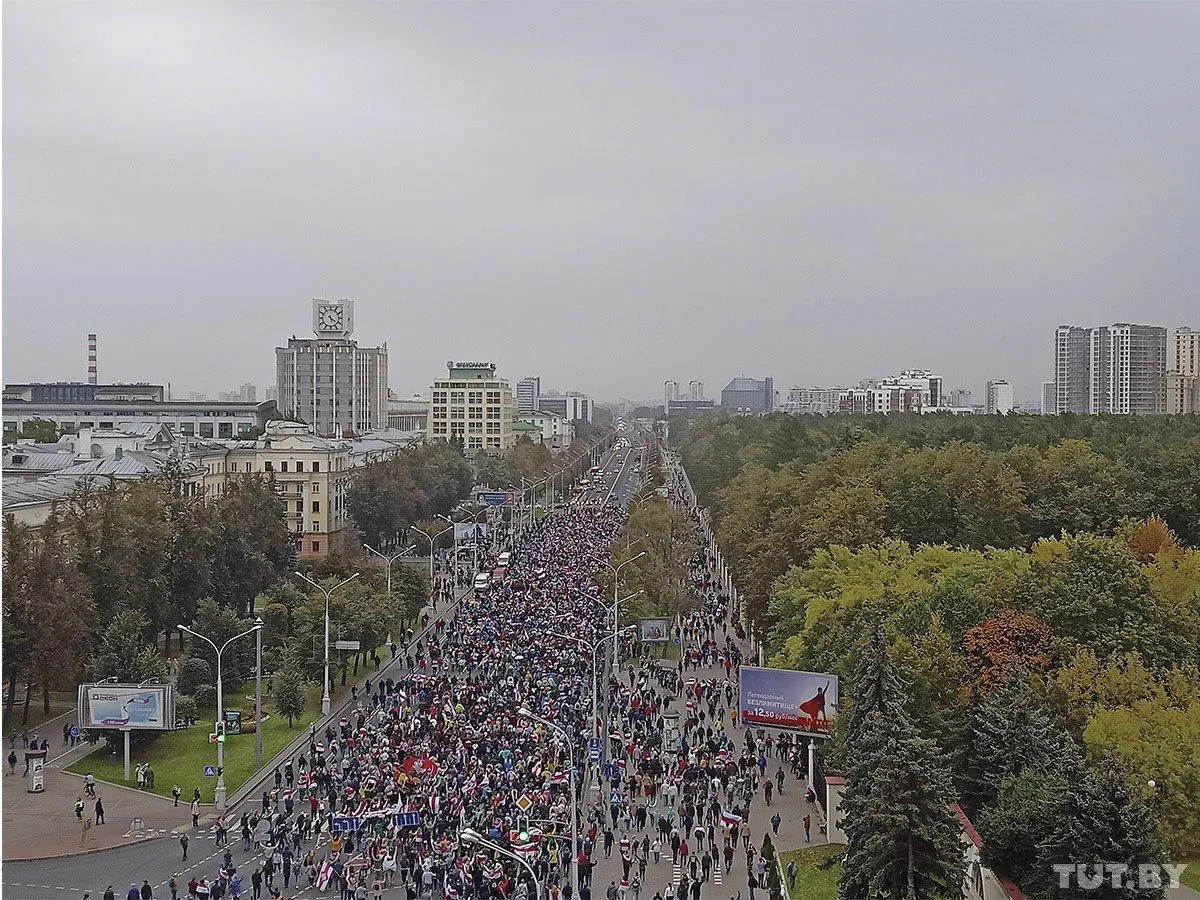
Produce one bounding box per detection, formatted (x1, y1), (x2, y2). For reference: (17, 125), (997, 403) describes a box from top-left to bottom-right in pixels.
(191, 798), (200, 827)
(95, 796), (106, 825)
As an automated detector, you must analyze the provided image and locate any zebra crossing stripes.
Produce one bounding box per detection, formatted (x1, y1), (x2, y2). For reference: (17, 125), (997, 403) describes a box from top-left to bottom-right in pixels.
(712, 867), (723, 886)
(670, 862), (682, 887)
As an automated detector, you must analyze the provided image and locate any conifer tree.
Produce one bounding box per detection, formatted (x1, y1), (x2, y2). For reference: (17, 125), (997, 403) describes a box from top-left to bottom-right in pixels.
(839, 629), (963, 900)
(970, 670), (1066, 803)
(1036, 753), (1166, 900)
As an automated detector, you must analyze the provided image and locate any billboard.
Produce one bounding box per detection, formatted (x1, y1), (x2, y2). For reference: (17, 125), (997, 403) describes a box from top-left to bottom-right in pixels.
(477, 491), (516, 508)
(78, 684), (174, 730)
(739, 666), (837, 738)
(454, 523), (489, 542)
(638, 618), (671, 642)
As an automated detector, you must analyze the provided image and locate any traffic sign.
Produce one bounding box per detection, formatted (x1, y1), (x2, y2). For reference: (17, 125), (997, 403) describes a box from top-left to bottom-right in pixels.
(588, 737), (602, 763)
(70, 726), (80, 738)
(333, 640), (361, 651)
(332, 816), (360, 833)
(209, 733), (219, 744)
(515, 794), (533, 813)
(203, 765), (217, 777)
(392, 811), (421, 828)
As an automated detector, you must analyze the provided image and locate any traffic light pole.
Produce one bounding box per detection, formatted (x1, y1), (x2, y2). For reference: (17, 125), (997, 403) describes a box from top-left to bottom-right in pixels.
(179, 622), (262, 812)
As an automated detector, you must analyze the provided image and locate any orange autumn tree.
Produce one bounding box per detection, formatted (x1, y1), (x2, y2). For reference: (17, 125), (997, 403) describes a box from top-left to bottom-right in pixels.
(1127, 514), (1177, 564)
(964, 608), (1052, 698)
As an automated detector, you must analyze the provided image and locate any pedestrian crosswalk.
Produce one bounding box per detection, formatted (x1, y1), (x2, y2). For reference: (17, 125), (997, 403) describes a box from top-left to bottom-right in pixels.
(670, 862), (682, 887)
(712, 867), (723, 886)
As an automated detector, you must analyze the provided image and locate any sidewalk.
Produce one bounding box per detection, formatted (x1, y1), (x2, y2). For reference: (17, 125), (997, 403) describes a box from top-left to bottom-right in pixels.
(588, 624), (827, 900)
(2, 761), (194, 860)
(1, 577), (473, 861)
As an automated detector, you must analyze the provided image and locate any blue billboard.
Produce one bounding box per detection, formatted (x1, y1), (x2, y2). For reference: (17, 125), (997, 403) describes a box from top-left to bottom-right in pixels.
(738, 666), (837, 738)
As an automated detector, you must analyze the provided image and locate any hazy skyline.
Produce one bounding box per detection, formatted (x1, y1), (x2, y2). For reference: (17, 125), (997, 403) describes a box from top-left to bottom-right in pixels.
(4, 2), (1199, 404)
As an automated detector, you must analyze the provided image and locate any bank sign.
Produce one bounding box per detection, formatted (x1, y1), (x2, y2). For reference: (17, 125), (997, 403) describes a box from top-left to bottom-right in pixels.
(738, 667), (837, 738)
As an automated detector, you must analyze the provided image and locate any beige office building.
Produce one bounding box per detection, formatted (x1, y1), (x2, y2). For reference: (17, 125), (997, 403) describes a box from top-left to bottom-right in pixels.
(427, 362), (515, 452)
(191, 420), (353, 558)
(1168, 326), (1200, 414)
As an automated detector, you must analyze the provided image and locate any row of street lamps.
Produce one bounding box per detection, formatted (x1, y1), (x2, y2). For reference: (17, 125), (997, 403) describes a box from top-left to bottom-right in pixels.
(178, 432), (633, 823)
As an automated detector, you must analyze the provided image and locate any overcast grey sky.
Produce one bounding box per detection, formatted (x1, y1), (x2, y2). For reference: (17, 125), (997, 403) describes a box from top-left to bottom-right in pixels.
(5, 2), (1199, 404)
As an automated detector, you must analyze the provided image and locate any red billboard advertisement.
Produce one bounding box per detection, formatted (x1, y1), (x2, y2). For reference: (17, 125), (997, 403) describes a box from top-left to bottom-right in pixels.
(738, 666), (838, 737)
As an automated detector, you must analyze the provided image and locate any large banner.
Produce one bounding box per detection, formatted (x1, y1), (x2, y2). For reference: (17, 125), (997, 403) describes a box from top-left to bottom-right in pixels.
(739, 666), (837, 737)
(78, 684), (174, 730)
(638, 618), (671, 642)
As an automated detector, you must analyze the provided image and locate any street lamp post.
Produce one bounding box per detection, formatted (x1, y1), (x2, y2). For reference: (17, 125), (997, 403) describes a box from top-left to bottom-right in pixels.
(460, 829), (542, 900)
(254, 616), (263, 769)
(601, 552), (646, 675)
(363, 543), (416, 599)
(519, 708), (579, 900)
(177, 621), (262, 811)
(456, 504), (489, 574)
(411, 525), (454, 601)
(559, 626), (634, 747)
(436, 514), (459, 586)
(294, 572), (360, 715)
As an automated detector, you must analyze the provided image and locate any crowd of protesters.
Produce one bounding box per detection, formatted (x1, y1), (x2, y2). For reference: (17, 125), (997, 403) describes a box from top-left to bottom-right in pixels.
(139, 457), (813, 900)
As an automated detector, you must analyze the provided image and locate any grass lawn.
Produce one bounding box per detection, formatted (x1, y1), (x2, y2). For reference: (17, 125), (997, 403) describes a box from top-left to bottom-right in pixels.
(67, 683), (325, 803)
(1180, 859), (1200, 893)
(3, 690), (77, 735)
(779, 845), (842, 900)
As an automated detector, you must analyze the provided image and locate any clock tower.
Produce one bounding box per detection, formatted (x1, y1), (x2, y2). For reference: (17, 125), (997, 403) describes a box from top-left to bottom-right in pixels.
(278, 298), (387, 436)
(312, 298), (354, 339)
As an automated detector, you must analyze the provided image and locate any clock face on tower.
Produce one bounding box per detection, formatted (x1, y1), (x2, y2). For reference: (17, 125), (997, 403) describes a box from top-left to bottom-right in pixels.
(318, 305), (343, 330)
(312, 299), (354, 336)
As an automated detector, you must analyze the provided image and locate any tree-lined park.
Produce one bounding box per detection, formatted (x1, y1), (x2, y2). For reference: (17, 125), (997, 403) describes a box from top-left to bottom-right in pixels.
(672, 412), (1200, 893)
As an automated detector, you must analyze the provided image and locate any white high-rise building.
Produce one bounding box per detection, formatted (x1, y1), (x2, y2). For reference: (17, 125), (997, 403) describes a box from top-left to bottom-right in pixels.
(1041, 381), (1056, 415)
(985, 380), (1014, 415)
(1089, 324), (1167, 415)
(516, 377), (541, 414)
(1054, 323), (1168, 415)
(1055, 326), (1092, 414)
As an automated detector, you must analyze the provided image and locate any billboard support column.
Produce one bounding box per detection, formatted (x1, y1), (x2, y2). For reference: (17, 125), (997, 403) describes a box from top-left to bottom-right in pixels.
(808, 739), (816, 790)
(123, 728), (131, 782)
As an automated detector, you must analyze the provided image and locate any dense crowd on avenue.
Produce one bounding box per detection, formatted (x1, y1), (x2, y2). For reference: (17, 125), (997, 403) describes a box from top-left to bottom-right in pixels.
(151, 492), (810, 900)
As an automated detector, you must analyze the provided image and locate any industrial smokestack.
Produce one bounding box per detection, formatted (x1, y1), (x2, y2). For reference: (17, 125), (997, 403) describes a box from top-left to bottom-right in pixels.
(87, 333), (98, 385)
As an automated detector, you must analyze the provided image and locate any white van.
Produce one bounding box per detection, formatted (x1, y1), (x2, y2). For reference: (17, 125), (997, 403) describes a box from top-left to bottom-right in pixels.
(473, 572), (491, 593)
(497, 551), (511, 568)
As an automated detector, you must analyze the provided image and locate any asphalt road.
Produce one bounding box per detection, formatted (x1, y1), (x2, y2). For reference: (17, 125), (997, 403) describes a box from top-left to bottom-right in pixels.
(582, 438), (646, 508)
